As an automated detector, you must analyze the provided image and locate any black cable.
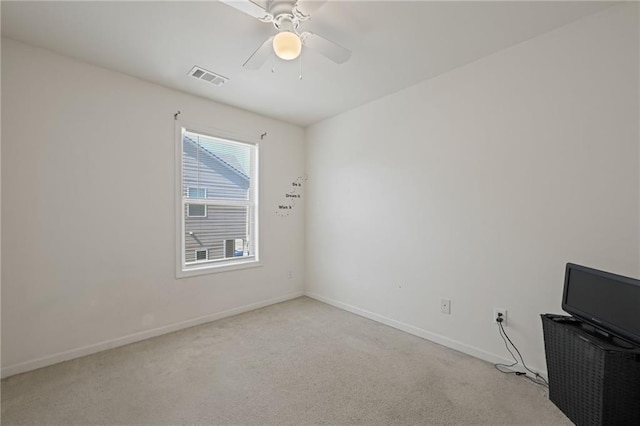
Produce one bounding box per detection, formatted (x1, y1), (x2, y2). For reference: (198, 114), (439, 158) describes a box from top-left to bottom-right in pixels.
(498, 321), (549, 386)
(494, 322), (519, 374)
(494, 319), (549, 388)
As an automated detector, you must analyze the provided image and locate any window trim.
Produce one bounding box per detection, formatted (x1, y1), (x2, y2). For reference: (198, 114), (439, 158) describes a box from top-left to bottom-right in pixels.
(175, 120), (261, 278)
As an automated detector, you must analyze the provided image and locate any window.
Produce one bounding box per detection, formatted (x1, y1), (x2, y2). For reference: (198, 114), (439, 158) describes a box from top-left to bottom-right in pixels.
(177, 126), (258, 275)
(187, 187), (207, 217)
(187, 187), (206, 198)
(187, 204), (206, 217)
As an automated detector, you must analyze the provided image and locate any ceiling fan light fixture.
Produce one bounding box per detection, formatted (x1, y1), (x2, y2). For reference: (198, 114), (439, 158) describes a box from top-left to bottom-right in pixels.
(273, 31), (302, 60)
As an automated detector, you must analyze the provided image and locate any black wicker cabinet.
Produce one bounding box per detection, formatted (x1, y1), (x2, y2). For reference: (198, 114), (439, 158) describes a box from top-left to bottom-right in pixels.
(541, 314), (640, 426)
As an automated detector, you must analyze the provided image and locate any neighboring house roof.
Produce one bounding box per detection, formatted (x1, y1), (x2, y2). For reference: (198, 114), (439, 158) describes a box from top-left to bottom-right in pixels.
(184, 135), (249, 182)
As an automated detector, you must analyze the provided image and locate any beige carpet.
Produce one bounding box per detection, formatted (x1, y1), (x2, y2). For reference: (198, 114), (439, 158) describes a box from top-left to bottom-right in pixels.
(1, 297), (570, 425)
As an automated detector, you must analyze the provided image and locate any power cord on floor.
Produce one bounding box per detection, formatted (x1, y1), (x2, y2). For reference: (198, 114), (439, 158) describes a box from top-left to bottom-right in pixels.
(494, 315), (549, 388)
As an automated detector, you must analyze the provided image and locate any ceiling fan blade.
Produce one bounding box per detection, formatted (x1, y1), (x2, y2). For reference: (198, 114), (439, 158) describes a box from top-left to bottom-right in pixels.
(243, 36), (274, 70)
(301, 32), (351, 64)
(294, 0), (327, 17)
(219, 0), (272, 21)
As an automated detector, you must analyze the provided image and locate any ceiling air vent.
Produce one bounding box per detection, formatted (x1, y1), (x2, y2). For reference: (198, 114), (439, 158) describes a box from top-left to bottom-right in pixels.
(188, 66), (228, 86)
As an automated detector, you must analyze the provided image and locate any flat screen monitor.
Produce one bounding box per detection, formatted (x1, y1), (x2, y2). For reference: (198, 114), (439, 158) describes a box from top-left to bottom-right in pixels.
(562, 263), (640, 347)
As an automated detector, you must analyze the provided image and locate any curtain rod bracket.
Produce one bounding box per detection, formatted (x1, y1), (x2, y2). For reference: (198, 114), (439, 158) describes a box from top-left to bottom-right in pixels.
(261, 132), (267, 140)
(174, 111), (181, 120)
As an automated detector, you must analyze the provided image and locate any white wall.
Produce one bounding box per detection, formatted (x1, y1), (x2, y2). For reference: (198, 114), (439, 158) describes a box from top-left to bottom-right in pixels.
(1, 38), (306, 376)
(306, 3), (639, 373)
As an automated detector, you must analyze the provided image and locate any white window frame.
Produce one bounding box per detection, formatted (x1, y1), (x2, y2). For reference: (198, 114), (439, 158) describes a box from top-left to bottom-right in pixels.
(175, 121), (261, 278)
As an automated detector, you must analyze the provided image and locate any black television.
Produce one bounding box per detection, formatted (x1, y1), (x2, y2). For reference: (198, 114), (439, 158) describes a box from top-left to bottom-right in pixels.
(562, 263), (640, 348)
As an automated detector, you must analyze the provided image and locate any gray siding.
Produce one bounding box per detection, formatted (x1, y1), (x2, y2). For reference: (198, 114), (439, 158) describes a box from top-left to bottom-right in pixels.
(185, 205), (248, 263)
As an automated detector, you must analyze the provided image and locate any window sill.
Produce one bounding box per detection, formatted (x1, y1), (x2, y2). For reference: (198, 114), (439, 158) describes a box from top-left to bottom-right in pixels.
(177, 259), (263, 279)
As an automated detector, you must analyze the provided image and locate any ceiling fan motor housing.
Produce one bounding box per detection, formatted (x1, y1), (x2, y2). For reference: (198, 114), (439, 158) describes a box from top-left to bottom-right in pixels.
(273, 14), (298, 33)
(269, 1), (299, 19)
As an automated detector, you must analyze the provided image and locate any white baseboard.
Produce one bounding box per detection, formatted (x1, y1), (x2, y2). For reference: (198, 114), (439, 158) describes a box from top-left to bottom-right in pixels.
(1, 291), (304, 379)
(305, 291), (548, 381)
(2, 291), (548, 382)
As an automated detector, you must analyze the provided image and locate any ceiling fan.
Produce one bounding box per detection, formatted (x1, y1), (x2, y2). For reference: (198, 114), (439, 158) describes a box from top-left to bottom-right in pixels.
(220, 0), (351, 70)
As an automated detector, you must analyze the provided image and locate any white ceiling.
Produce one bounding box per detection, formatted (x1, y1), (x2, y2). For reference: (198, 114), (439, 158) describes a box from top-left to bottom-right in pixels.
(1, 1), (614, 127)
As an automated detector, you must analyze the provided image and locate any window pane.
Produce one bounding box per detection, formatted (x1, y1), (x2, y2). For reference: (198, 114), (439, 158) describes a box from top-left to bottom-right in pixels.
(183, 131), (251, 201)
(187, 204), (206, 217)
(179, 128), (257, 274)
(187, 187), (206, 198)
(185, 205), (251, 264)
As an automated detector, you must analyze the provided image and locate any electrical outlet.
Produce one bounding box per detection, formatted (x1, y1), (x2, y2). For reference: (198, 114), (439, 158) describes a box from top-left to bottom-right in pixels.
(441, 299), (451, 314)
(494, 308), (507, 326)
(287, 271), (293, 280)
